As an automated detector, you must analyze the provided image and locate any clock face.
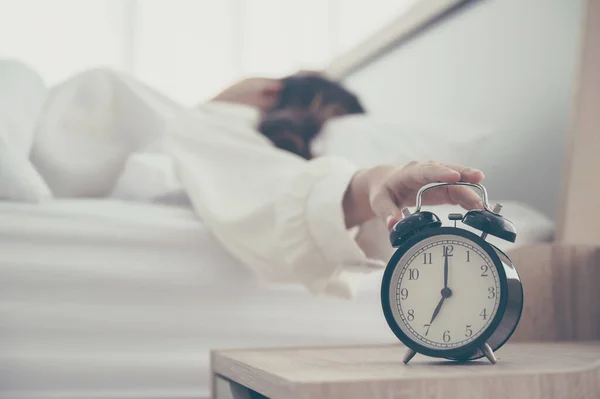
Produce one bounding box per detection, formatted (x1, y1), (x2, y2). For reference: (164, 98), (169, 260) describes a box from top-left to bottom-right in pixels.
(387, 233), (502, 351)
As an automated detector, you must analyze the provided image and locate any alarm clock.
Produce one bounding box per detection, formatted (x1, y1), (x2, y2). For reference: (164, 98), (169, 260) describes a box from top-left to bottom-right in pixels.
(380, 182), (523, 365)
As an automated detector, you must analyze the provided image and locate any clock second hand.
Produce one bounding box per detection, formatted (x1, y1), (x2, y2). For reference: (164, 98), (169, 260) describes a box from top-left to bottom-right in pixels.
(429, 250), (452, 324)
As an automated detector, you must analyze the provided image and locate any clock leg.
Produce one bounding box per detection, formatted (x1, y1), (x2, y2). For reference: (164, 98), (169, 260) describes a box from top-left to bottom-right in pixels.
(481, 342), (497, 365)
(402, 348), (417, 364)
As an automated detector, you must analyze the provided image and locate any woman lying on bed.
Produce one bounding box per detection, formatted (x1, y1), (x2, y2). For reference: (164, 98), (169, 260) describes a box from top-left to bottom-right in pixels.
(165, 72), (485, 298)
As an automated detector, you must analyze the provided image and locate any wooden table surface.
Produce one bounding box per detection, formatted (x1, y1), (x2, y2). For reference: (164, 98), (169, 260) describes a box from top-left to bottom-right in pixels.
(212, 341), (600, 399)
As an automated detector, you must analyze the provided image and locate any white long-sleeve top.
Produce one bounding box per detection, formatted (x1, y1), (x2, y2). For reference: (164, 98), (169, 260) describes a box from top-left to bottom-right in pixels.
(164, 101), (387, 299)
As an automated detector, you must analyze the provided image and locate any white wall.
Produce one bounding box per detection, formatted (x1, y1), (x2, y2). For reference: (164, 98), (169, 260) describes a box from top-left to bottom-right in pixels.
(0, 0), (416, 106)
(342, 0), (584, 220)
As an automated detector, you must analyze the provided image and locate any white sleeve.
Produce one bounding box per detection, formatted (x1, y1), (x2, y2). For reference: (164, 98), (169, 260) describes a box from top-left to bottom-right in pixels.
(163, 109), (385, 299)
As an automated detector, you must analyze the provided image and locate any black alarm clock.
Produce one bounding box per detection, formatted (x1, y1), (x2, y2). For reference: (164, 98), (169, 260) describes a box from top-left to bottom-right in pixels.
(380, 182), (523, 365)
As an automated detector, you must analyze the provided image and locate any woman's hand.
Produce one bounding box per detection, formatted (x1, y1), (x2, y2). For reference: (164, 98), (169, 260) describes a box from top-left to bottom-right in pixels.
(210, 77), (282, 112)
(343, 161), (485, 230)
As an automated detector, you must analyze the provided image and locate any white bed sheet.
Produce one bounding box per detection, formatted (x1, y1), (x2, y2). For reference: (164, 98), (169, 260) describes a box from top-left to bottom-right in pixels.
(0, 199), (391, 399)
(0, 199), (553, 399)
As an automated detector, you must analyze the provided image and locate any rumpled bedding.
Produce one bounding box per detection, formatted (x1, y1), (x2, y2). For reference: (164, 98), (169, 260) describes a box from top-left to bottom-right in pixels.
(0, 60), (189, 204)
(4, 62), (390, 300)
(29, 67), (192, 203)
(0, 60), (555, 290)
(0, 59), (52, 202)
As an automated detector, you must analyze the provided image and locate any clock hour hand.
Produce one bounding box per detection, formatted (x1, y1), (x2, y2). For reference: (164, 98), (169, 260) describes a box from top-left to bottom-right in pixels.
(429, 295), (445, 324)
(429, 287), (452, 324)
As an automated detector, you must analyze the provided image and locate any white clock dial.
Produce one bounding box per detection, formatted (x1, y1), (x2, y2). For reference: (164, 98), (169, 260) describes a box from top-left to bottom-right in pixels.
(389, 234), (501, 350)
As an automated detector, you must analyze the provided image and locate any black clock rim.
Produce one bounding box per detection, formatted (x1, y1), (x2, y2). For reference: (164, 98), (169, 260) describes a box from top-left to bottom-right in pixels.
(380, 226), (510, 360)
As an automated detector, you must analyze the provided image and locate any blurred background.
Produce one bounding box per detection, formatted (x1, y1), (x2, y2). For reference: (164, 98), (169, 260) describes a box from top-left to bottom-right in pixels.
(0, 0), (584, 217)
(0, 0), (414, 105)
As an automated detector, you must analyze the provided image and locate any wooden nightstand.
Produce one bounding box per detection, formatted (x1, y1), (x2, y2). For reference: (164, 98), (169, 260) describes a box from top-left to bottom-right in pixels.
(211, 341), (600, 399)
(211, 243), (600, 398)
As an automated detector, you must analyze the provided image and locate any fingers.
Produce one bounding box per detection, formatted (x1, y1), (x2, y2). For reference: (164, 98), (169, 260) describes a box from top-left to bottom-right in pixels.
(440, 162), (485, 183)
(370, 186), (402, 230)
(438, 162), (485, 209)
(390, 161), (485, 196)
(366, 161), (486, 231)
(446, 186), (484, 210)
(388, 161), (461, 191)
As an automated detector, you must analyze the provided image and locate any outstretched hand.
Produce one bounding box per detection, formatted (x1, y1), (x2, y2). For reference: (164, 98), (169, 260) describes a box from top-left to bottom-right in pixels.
(343, 161), (485, 230)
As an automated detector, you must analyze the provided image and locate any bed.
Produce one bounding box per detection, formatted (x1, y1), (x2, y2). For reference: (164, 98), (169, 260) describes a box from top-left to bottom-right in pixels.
(0, 198), (553, 399)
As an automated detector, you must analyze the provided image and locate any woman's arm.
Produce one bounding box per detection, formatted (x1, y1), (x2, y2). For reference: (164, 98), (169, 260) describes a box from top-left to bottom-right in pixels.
(164, 108), (485, 299)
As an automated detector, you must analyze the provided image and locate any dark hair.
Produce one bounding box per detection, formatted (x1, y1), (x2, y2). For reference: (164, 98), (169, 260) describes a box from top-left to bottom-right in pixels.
(258, 73), (365, 159)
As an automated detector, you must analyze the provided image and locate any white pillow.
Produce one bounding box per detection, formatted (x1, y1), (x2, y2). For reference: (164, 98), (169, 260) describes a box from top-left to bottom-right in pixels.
(109, 140), (189, 206)
(0, 142), (52, 202)
(0, 58), (52, 202)
(30, 68), (184, 197)
(312, 114), (493, 168)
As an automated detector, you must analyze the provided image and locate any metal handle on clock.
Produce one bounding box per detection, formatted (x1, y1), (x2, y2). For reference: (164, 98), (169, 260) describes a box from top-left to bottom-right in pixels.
(414, 182), (494, 213)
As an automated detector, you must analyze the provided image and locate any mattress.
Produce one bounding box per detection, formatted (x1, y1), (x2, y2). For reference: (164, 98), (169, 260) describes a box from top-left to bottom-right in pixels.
(0, 199), (554, 399)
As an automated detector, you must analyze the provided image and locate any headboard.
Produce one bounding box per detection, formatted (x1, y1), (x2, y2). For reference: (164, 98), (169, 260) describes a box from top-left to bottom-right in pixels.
(325, 0), (586, 222)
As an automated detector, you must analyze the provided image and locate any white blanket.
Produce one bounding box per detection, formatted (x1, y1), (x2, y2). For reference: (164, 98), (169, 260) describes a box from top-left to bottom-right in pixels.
(0, 199), (391, 399)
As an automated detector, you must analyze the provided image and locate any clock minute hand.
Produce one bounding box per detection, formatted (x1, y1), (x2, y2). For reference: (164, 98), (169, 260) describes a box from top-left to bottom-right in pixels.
(443, 250), (449, 289)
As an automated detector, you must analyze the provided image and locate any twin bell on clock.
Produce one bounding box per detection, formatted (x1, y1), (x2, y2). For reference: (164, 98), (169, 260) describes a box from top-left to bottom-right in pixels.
(380, 182), (524, 365)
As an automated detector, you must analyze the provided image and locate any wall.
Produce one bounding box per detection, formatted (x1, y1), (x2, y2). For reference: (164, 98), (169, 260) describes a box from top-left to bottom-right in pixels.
(0, 0), (417, 106)
(342, 0), (584, 220)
